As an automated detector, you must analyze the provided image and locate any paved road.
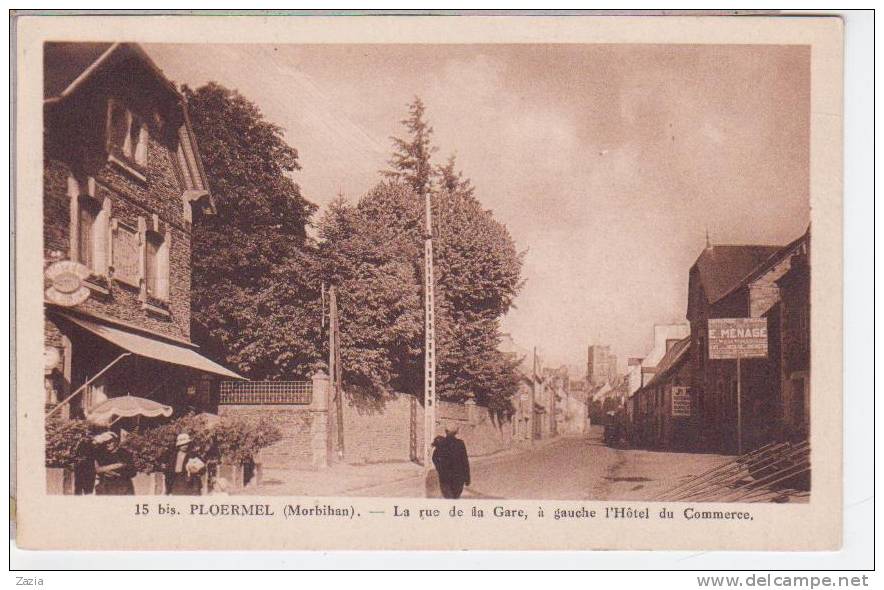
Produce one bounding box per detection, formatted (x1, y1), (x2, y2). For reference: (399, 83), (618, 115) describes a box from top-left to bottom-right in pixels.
(352, 426), (729, 500)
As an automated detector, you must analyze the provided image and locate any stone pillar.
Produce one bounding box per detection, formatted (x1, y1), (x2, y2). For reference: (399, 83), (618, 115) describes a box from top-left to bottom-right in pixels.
(312, 370), (329, 410)
(311, 371), (330, 469)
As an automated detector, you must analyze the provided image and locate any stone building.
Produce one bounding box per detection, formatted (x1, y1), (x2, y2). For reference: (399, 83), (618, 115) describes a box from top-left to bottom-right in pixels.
(586, 344), (618, 387)
(630, 336), (694, 450)
(775, 235), (811, 440)
(43, 42), (241, 421)
(686, 230), (810, 453)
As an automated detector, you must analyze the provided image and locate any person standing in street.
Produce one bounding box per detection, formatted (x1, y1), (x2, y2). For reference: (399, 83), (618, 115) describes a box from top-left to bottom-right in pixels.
(432, 426), (471, 499)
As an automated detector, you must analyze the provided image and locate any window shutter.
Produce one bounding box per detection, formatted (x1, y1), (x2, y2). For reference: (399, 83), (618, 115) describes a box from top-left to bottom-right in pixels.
(135, 124), (149, 166)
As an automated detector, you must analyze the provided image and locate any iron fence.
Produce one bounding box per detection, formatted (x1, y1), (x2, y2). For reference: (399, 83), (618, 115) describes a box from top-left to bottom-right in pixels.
(219, 381), (313, 405)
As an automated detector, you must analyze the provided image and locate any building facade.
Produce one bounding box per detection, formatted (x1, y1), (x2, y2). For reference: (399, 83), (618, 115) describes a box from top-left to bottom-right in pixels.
(775, 238), (811, 440)
(587, 344), (618, 387)
(630, 337), (694, 450)
(43, 43), (241, 422)
(686, 231), (810, 454)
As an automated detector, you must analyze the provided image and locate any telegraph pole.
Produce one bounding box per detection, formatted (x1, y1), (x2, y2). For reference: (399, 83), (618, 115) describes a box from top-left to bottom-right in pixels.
(423, 187), (437, 471)
(328, 285), (344, 459)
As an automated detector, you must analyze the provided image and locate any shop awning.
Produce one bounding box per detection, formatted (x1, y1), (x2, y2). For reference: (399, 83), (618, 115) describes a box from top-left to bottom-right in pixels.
(61, 313), (244, 379)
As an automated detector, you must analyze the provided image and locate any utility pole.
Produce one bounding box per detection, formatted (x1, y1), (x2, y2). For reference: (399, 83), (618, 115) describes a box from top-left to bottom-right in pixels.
(736, 356), (742, 456)
(423, 187), (437, 471)
(328, 285), (344, 460)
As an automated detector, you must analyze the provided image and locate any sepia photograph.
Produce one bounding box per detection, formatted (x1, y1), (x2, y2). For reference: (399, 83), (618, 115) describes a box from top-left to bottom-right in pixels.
(13, 13), (847, 553)
(40, 39), (812, 503)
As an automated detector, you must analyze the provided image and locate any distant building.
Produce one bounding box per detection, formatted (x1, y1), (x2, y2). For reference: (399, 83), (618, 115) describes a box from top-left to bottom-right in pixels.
(587, 344), (618, 386)
(505, 343), (560, 443)
(630, 336), (693, 450)
(626, 357), (644, 396)
(638, 324), (691, 389)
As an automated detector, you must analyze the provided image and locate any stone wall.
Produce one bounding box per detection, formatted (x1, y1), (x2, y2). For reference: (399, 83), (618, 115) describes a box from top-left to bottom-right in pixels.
(339, 393), (515, 465)
(217, 373), (331, 470)
(218, 404), (324, 469)
(217, 379), (537, 470)
(340, 395), (414, 464)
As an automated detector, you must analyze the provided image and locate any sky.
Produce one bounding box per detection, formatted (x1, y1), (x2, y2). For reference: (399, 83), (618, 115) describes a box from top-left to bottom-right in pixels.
(146, 43), (810, 373)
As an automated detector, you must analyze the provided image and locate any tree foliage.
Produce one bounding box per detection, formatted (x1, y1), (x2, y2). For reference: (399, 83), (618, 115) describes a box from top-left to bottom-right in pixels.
(183, 83), (322, 379)
(323, 99), (524, 414)
(185, 87), (523, 414)
(432, 175), (524, 414)
(381, 96), (437, 198)
(318, 184), (424, 396)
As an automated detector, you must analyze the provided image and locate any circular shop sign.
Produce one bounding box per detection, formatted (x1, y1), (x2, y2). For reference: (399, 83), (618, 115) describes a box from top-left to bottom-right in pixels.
(45, 260), (91, 307)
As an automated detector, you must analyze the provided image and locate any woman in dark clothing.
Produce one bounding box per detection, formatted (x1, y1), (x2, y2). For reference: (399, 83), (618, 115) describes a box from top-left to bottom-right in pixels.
(162, 433), (205, 495)
(73, 434), (96, 495)
(93, 432), (136, 495)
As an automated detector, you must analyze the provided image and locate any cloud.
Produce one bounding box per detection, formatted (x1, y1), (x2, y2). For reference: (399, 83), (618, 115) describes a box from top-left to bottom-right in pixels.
(147, 43), (810, 369)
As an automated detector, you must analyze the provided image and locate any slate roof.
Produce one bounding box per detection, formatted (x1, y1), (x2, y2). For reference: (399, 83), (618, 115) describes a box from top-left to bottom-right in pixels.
(693, 245), (783, 305)
(43, 42), (114, 99)
(640, 336), (691, 391)
(43, 42), (178, 103)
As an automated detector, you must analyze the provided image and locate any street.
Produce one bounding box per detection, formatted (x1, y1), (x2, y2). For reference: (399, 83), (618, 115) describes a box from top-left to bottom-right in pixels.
(249, 426), (733, 500)
(354, 426), (731, 500)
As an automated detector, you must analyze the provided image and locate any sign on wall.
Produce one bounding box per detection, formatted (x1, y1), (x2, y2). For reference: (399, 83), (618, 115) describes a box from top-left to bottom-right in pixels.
(708, 317), (768, 360)
(112, 222), (140, 286)
(44, 260), (91, 307)
(671, 386), (691, 417)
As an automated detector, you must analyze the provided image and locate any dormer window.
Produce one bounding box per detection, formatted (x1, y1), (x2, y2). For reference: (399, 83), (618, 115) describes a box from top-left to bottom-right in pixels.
(107, 99), (148, 169)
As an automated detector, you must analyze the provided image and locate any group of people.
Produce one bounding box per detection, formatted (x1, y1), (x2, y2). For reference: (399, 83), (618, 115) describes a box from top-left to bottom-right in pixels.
(71, 424), (473, 499)
(73, 431), (218, 496)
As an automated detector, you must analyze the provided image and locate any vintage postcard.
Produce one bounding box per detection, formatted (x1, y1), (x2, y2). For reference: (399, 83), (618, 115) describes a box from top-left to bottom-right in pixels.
(13, 13), (843, 551)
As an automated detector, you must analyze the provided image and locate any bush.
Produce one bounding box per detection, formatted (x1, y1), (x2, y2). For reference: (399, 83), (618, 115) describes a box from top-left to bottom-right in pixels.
(122, 414), (283, 472)
(213, 416), (283, 465)
(45, 417), (93, 469)
(123, 414), (216, 473)
(46, 413), (283, 473)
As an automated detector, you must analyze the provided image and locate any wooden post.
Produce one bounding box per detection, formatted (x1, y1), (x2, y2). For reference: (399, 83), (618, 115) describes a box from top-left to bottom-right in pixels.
(736, 356), (742, 455)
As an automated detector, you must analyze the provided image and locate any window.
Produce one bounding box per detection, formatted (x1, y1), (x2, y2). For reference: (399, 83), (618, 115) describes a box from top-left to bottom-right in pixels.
(77, 197), (100, 269)
(68, 176), (110, 276)
(144, 230), (169, 301)
(108, 100), (148, 168)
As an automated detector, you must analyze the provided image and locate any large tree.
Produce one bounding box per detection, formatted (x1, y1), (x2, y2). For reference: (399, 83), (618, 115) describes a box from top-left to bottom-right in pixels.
(318, 186), (424, 396)
(322, 100), (524, 414)
(432, 163), (524, 414)
(183, 82), (322, 379)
